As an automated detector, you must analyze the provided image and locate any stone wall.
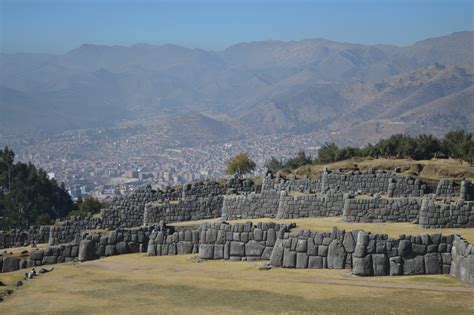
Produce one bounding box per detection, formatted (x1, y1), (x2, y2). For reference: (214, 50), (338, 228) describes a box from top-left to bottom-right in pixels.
(222, 191), (280, 220)
(352, 232), (454, 276)
(2, 222), (473, 285)
(0, 226), (50, 249)
(436, 179), (456, 197)
(276, 191), (345, 219)
(343, 197), (421, 223)
(263, 169), (428, 197)
(270, 227), (356, 269)
(143, 195), (223, 225)
(450, 235), (474, 284)
(197, 222), (288, 261)
(419, 195), (474, 228)
(262, 173), (320, 193)
(29, 226), (154, 268)
(387, 176), (427, 197)
(48, 216), (103, 246)
(460, 179), (474, 201)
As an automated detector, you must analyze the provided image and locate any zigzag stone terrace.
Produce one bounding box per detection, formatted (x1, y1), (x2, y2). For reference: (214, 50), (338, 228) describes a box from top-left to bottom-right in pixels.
(1, 169), (473, 284)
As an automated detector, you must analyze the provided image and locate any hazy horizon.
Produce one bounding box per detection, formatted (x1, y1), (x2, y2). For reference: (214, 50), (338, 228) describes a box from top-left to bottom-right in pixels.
(1, 0), (473, 54)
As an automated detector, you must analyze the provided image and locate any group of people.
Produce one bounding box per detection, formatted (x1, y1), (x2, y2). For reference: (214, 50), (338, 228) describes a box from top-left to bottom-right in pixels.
(23, 267), (54, 281)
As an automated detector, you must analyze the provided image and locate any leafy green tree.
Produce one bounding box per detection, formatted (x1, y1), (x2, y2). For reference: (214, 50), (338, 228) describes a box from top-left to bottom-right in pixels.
(79, 197), (106, 215)
(442, 130), (473, 164)
(284, 150), (312, 170)
(264, 156), (284, 173)
(411, 134), (441, 160)
(317, 143), (340, 164)
(225, 153), (256, 176)
(0, 147), (75, 230)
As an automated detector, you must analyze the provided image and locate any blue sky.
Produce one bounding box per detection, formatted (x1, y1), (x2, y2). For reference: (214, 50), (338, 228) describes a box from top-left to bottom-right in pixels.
(1, 0), (473, 54)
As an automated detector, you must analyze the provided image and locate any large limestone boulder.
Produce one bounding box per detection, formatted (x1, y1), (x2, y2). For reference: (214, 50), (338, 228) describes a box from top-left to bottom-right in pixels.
(78, 239), (97, 262)
(389, 256), (402, 276)
(372, 254), (389, 276)
(30, 250), (44, 261)
(199, 244), (214, 259)
(282, 249), (296, 268)
(245, 241), (265, 257)
(2, 256), (19, 273)
(424, 253), (441, 274)
(327, 239), (346, 269)
(230, 241), (245, 257)
(270, 239), (284, 267)
(403, 256), (425, 275)
(353, 255), (372, 276)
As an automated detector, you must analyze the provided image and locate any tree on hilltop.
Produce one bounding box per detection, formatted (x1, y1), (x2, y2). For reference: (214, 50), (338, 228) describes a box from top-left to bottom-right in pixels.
(225, 153), (256, 176)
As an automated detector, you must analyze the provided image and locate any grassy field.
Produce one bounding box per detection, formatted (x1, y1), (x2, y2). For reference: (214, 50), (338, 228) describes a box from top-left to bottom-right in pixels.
(291, 158), (474, 181)
(1, 253), (473, 314)
(172, 216), (474, 243)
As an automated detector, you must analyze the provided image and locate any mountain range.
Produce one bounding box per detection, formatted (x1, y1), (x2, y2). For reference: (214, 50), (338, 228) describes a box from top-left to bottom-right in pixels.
(0, 31), (473, 143)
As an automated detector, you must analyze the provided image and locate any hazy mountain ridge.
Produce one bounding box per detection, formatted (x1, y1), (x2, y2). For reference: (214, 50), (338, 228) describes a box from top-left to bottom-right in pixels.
(0, 31), (473, 141)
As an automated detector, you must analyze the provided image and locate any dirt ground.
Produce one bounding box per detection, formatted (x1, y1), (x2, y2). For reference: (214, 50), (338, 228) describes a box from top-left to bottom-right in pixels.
(1, 254), (473, 314)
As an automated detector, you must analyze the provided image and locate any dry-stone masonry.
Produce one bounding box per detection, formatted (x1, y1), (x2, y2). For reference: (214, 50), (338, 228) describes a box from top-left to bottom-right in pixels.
(0, 226), (50, 249)
(276, 191), (345, 219)
(143, 195), (223, 225)
(419, 194), (474, 228)
(270, 227), (357, 269)
(343, 196), (421, 223)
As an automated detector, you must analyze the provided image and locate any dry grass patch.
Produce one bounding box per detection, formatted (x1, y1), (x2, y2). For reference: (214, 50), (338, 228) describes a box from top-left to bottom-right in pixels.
(1, 254), (473, 314)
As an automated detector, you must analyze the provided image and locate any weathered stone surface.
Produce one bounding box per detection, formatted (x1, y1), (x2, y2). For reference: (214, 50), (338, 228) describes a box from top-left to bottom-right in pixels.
(353, 232), (369, 258)
(389, 256), (402, 276)
(398, 240), (412, 257)
(230, 241), (245, 256)
(105, 245), (116, 256)
(266, 228), (276, 247)
(2, 256), (19, 273)
(318, 245), (328, 257)
(29, 250), (44, 261)
(342, 232), (355, 253)
(372, 254), (389, 276)
(424, 253), (441, 274)
(296, 253), (308, 268)
(261, 247), (273, 260)
(115, 241), (129, 255)
(296, 239), (307, 252)
(177, 242), (193, 255)
(245, 240), (265, 257)
(214, 244), (224, 259)
(270, 239), (284, 267)
(403, 256), (425, 275)
(283, 248), (296, 268)
(307, 238), (317, 256)
(327, 240), (346, 269)
(42, 256), (57, 265)
(199, 244), (214, 259)
(308, 256), (324, 269)
(78, 239), (97, 262)
(353, 255), (372, 276)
